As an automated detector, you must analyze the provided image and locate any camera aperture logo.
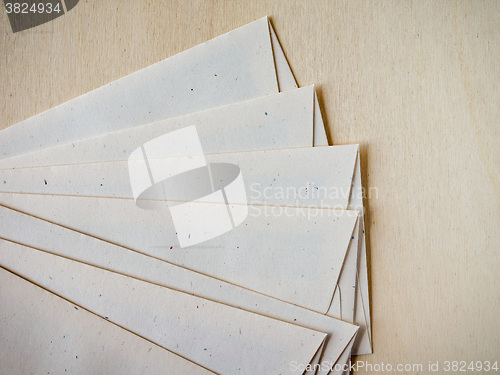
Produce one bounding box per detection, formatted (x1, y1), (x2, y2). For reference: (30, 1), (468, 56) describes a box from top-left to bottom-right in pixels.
(3, 0), (79, 33)
(128, 126), (248, 248)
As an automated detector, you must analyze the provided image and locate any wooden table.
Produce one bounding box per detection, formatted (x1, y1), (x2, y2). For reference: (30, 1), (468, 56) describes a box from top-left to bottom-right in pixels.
(1, 1), (498, 373)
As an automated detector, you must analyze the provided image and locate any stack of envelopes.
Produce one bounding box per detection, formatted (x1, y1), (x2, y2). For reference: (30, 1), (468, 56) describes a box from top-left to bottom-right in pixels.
(0, 17), (372, 374)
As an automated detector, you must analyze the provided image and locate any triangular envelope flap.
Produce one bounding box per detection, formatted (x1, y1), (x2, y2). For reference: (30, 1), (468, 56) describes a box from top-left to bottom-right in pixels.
(0, 17), (277, 160)
(313, 91), (329, 147)
(0, 268), (214, 375)
(268, 20), (297, 92)
(347, 150), (363, 212)
(346, 151), (372, 355)
(0, 240), (326, 375)
(305, 341), (326, 375)
(352, 218), (372, 356)
(268, 20), (329, 147)
(0, 205), (358, 367)
(327, 217), (360, 323)
(0, 86), (316, 170)
(0, 145), (358, 211)
(322, 335), (357, 375)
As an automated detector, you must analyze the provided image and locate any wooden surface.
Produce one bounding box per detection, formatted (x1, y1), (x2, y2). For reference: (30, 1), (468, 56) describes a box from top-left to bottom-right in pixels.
(1, 1), (499, 373)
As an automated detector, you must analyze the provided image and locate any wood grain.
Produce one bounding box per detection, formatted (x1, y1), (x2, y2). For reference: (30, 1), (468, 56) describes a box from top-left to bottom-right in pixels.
(1, 1), (499, 373)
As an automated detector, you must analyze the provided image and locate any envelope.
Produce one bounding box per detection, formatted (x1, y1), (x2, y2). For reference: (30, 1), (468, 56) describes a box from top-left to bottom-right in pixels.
(0, 16), (322, 159)
(0, 239), (329, 375)
(0, 205), (358, 373)
(0, 267), (215, 375)
(0, 85), (318, 169)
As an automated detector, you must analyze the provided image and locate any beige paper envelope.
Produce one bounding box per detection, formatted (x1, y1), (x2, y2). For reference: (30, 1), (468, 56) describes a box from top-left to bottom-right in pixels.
(0, 17), (279, 159)
(0, 239), (328, 375)
(0, 145), (357, 206)
(0, 268), (215, 375)
(0, 17), (322, 159)
(0, 86), (318, 170)
(0, 204), (358, 371)
(0, 17), (328, 166)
